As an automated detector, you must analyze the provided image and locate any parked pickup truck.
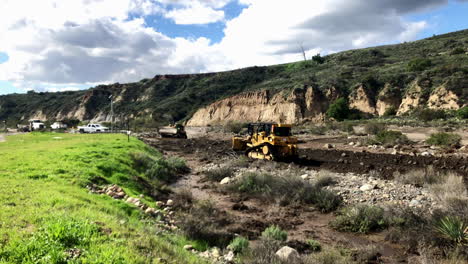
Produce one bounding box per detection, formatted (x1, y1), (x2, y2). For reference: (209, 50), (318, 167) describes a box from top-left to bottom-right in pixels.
(78, 124), (109, 133)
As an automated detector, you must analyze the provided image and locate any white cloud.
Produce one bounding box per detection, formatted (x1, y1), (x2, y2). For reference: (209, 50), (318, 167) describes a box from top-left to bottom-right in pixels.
(0, 0), (454, 92)
(164, 2), (225, 25)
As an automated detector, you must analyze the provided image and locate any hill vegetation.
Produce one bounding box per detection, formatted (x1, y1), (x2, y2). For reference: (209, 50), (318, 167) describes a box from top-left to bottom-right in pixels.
(0, 30), (467, 126)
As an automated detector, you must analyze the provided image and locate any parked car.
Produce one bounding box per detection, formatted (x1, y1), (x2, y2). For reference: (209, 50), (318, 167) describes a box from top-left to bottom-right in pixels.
(29, 120), (45, 131)
(77, 124), (109, 133)
(51, 122), (68, 130)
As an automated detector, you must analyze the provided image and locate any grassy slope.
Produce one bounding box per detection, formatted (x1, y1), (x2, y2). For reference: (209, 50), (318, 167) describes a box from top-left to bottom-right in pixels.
(0, 133), (206, 263)
(0, 30), (466, 125)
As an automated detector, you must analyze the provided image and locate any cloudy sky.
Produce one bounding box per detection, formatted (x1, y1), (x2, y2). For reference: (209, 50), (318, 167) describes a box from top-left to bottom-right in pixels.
(0, 0), (467, 95)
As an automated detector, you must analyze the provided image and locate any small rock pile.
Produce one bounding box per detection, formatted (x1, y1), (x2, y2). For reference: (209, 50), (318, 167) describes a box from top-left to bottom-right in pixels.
(306, 172), (436, 209)
(87, 184), (177, 230)
(183, 246), (235, 264)
(87, 184), (126, 199)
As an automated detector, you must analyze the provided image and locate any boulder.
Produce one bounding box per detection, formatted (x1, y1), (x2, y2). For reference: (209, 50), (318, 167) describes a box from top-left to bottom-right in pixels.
(224, 251), (235, 262)
(360, 184), (376, 191)
(220, 177), (231, 185)
(275, 246), (300, 262)
(166, 199), (174, 206)
(300, 174), (309, 180)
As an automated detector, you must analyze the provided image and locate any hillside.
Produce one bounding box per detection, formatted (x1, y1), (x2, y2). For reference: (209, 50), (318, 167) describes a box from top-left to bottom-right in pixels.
(0, 29), (467, 126)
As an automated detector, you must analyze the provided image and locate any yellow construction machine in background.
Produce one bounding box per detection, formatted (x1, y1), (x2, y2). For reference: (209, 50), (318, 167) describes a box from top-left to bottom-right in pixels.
(232, 123), (298, 160)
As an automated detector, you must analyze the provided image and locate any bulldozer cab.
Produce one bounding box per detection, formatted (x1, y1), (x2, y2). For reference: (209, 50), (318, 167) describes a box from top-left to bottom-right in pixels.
(247, 123), (292, 139)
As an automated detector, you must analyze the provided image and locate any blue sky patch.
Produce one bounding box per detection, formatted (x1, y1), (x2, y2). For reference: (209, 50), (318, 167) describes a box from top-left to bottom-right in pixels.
(0, 52), (9, 64)
(406, 1), (468, 39)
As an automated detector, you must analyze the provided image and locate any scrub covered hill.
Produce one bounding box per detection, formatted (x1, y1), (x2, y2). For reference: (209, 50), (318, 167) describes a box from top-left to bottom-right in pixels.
(0, 29), (467, 126)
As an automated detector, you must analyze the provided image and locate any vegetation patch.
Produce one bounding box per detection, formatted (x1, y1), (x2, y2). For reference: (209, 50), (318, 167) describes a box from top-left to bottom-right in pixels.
(228, 236), (250, 253)
(261, 225), (288, 242)
(426, 132), (462, 147)
(226, 172), (342, 212)
(0, 133), (205, 263)
(331, 205), (388, 233)
(374, 130), (410, 145)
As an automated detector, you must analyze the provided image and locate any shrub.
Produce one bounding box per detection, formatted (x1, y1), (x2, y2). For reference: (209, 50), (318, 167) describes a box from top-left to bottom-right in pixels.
(435, 216), (468, 246)
(228, 236), (250, 253)
(413, 108), (447, 122)
(430, 173), (467, 207)
(383, 106), (397, 117)
(374, 130), (409, 145)
(227, 172), (342, 212)
(364, 122), (386, 135)
(450, 47), (465, 55)
(306, 239), (321, 251)
(456, 107), (468, 119)
(179, 200), (233, 247)
(224, 121), (245, 134)
(130, 151), (154, 172)
(407, 58), (432, 71)
(326, 98), (350, 121)
(171, 188), (194, 210)
(145, 156), (189, 182)
(303, 249), (353, 264)
(426, 132), (462, 147)
(204, 167), (234, 182)
(145, 159), (172, 182)
(312, 53), (325, 64)
(166, 157), (190, 173)
(240, 239), (282, 264)
(331, 205), (388, 233)
(393, 166), (441, 187)
(315, 172), (336, 188)
(261, 225), (287, 242)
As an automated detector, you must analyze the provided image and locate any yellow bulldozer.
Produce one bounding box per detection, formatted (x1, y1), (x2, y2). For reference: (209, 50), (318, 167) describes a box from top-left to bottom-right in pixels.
(232, 123), (298, 160)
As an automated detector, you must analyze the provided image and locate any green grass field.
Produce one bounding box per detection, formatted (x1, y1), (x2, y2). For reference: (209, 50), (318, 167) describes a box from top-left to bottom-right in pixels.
(0, 133), (205, 263)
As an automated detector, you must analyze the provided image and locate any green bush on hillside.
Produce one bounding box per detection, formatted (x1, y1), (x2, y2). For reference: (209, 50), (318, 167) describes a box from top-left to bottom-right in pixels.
(312, 53), (325, 64)
(413, 108), (447, 122)
(375, 130), (409, 145)
(331, 205), (388, 233)
(326, 98), (350, 121)
(426, 132), (462, 147)
(456, 106), (468, 119)
(261, 225), (287, 241)
(228, 236), (250, 253)
(407, 58), (432, 71)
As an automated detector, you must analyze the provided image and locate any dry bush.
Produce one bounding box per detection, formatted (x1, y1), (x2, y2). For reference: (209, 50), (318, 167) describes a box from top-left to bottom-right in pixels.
(170, 188), (194, 211)
(178, 200), (233, 247)
(241, 239), (283, 264)
(430, 173), (467, 209)
(227, 172), (342, 212)
(303, 248), (354, 264)
(203, 167), (234, 182)
(315, 171), (337, 188)
(364, 122), (386, 135)
(351, 245), (382, 263)
(393, 166), (442, 187)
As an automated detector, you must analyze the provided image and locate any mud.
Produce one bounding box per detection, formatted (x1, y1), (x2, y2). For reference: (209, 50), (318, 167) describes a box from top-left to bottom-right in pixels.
(139, 133), (467, 263)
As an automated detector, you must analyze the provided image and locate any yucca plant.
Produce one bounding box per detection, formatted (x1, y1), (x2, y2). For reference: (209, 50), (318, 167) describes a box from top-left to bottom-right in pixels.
(435, 216), (468, 246)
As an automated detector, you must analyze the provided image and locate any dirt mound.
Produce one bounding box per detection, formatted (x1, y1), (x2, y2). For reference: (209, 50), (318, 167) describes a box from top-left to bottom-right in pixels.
(298, 148), (467, 180)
